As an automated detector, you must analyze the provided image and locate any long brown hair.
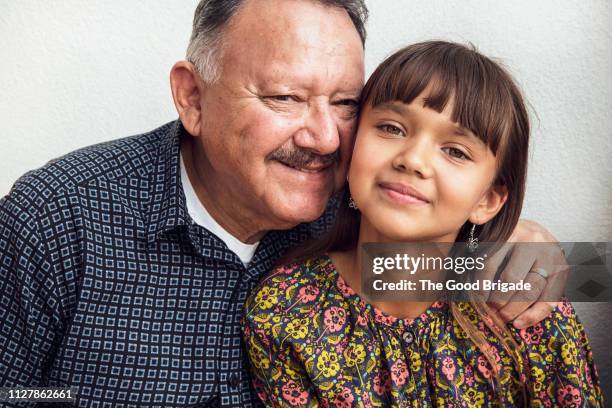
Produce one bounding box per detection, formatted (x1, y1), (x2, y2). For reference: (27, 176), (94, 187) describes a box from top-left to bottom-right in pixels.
(282, 41), (531, 404)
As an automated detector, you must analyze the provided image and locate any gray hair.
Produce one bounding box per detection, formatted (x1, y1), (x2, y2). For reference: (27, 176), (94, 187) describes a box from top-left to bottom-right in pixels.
(186, 0), (368, 83)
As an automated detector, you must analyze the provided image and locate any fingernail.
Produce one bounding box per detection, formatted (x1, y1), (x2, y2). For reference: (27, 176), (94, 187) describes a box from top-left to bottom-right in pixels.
(513, 319), (525, 329)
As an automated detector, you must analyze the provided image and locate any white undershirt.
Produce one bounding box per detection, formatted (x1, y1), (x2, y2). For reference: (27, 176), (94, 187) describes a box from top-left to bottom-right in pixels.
(180, 153), (259, 266)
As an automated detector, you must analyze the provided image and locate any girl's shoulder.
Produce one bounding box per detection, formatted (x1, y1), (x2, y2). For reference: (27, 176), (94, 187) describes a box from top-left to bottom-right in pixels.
(510, 298), (586, 347)
(244, 254), (337, 314)
(511, 299), (603, 405)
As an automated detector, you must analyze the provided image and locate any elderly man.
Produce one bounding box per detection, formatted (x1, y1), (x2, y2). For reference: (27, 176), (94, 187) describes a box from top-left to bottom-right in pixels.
(0, 0), (564, 406)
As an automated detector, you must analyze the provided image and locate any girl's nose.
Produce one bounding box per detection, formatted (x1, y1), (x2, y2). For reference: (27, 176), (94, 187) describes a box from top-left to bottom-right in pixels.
(391, 137), (434, 179)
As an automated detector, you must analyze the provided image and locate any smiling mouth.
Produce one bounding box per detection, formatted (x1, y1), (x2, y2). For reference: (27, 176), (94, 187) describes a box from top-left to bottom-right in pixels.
(277, 160), (332, 173)
(379, 182), (430, 205)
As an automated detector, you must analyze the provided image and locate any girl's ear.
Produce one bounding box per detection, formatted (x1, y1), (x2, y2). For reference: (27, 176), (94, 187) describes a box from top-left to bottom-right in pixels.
(469, 184), (508, 225)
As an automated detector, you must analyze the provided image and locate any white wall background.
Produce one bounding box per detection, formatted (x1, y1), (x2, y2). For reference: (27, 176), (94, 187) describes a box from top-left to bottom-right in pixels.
(1, 1), (610, 242)
(1, 0), (611, 392)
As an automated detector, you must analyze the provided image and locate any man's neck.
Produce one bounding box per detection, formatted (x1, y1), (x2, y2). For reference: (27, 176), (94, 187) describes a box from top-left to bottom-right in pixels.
(180, 138), (266, 244)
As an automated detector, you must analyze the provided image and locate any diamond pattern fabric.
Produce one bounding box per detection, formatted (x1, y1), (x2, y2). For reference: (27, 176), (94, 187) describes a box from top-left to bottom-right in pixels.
(0, 121), (336, 407)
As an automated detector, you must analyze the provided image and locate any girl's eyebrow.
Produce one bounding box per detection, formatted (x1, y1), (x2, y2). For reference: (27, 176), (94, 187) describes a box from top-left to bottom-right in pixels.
(452, 125), (473, 137)
(372, 101), (485, 146)
(372, 101), (408, 115)
(451, 125), (485, 145)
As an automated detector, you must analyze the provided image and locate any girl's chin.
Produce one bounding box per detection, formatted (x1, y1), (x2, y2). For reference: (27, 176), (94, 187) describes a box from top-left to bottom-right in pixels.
(369, 227), (437, 243)
(363, 219), (459, 243)
(361, 210), (463, 243)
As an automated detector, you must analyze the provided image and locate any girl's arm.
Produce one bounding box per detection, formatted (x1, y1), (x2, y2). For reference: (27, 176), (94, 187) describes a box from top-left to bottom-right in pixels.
(242, 283), (320, 408)
(515, 299), (604, 406)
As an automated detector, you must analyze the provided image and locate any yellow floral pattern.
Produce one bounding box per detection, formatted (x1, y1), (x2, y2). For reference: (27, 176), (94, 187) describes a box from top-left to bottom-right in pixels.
(243, 256), (604, 407)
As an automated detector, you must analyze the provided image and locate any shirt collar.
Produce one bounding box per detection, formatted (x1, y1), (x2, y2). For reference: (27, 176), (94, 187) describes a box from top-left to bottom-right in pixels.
(179, 150), (260, 265)
(143, 120), (314, 267)
(145, 120), (191, 245)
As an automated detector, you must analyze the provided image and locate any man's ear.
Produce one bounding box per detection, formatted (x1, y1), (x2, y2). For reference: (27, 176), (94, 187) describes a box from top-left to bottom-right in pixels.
(170, 61), (205, 136)
(469, 184), (508, 225)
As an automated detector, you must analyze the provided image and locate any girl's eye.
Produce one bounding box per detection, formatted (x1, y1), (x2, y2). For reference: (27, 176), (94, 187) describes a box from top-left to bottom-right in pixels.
(377, 124), (405, 136)
(442, 146), (470, 160)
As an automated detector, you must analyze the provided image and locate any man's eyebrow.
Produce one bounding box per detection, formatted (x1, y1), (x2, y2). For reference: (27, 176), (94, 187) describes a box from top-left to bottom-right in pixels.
(335, 88), (362, 98)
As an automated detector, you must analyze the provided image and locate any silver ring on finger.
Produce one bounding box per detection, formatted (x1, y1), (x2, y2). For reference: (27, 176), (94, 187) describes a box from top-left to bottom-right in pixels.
(528, 267), (548, 280)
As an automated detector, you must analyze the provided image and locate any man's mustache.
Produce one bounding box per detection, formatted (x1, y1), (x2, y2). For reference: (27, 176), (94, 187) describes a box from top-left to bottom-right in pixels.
(268, 147), (339, 169)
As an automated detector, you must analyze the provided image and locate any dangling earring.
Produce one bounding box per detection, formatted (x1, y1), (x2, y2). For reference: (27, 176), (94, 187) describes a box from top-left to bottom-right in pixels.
(467, 224), (479, 252)
(346, 175), (358, 210)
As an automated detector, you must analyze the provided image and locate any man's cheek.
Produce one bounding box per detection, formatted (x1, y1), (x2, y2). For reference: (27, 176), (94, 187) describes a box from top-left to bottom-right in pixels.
(342, 129), (362, 162)
(341, 123), (358, 150)
(333, 163), (350, 192)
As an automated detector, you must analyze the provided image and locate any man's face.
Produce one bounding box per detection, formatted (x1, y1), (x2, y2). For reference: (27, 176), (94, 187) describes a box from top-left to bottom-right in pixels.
(195, 0), (364, 229)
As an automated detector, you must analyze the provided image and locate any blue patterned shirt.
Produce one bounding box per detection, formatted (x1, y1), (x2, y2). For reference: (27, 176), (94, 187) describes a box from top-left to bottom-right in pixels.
(0, 121), (334, 407)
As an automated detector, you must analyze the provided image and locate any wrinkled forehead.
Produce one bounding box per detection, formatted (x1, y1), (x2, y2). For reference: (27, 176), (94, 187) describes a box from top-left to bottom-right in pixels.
(225, 0), (363, 58)
(219, 0), (365, 89)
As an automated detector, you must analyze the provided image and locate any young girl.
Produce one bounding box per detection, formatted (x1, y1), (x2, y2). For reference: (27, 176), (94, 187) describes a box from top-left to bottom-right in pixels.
(243, 41), (603, 407)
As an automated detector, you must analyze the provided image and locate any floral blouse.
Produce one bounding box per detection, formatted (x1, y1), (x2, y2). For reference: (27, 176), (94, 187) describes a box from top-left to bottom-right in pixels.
(243, 255), (603, 407)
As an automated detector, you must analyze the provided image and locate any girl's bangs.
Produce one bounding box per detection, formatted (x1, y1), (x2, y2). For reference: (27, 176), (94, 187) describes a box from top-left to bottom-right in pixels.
(361, 42), (520, 156)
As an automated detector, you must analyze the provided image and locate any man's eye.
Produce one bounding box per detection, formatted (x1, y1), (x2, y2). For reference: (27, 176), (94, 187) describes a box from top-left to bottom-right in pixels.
(442, 146), (470, 160)
(337, 99), (359, 107)
(377, 124), (404, 136)
(270, 95), (295, 102)
(335, 99), (359, 119)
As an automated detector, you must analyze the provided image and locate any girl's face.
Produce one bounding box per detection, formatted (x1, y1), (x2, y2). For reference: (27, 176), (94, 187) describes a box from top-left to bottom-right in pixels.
(348, 92), (508, 243)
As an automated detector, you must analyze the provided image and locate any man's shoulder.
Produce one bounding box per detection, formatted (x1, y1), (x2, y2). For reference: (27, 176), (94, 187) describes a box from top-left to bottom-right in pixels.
(5, 121), (176, 214)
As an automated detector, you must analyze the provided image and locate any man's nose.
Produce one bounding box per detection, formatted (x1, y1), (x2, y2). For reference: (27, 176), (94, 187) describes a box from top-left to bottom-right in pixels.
(392, 136), (434, 179)
(293, 102), (340, 155)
